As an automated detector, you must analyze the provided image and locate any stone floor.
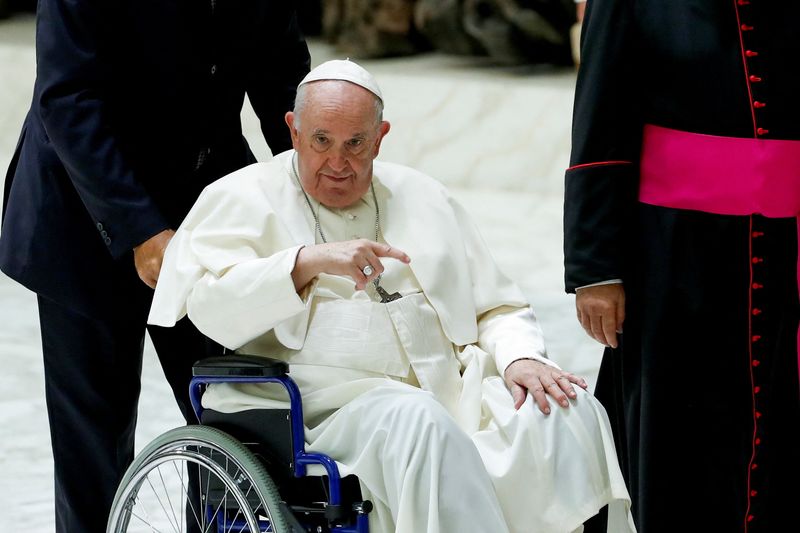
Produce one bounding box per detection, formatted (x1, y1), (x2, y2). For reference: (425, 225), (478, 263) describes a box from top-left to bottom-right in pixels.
(0, 13), (602, 531)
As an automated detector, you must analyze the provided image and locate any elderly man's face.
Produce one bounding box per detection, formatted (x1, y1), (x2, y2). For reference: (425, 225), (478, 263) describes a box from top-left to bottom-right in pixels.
(286, 81), (390, 208)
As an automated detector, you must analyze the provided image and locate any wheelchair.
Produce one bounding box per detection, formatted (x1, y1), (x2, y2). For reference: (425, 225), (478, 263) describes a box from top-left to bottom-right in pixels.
(107, 354), (372, 533)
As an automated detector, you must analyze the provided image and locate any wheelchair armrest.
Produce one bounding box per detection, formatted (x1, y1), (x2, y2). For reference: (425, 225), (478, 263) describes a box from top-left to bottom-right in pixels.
(192, 354), (289, 378)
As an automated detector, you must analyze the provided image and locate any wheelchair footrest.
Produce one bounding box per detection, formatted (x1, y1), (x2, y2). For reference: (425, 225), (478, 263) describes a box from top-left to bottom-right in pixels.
(289, 500), (373, 528)
(287, 501), (370, 516)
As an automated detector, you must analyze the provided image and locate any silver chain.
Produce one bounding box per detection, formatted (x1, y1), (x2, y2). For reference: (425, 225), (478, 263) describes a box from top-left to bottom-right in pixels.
(291, 152), (385, 289)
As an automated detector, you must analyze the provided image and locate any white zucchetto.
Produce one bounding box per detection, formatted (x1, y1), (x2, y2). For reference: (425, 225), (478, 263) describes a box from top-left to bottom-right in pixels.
(298, 59), (383, 102)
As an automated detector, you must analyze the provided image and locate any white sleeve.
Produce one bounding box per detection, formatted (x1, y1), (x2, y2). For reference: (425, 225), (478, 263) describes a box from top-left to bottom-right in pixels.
(576, 279), (623, 290)
(185, 245), (309, 349)
(478, 305), (561, 376)
(444, 193), (560, 375)
(148, 166), (311, 349)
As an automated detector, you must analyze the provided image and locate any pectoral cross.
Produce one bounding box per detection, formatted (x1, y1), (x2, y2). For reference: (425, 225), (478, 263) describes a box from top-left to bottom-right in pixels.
(374, 282), (402, 303)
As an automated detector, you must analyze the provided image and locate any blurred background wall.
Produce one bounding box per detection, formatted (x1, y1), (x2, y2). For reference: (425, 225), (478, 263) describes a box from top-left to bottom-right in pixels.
(1, 0), (579, 64)
(299, 0), (576, 65)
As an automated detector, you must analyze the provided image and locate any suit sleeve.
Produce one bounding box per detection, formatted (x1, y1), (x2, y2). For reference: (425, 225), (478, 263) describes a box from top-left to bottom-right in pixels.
(563, 0), (642, 292)
(36, 0), (169, 258)
(246, 3), (311, 155)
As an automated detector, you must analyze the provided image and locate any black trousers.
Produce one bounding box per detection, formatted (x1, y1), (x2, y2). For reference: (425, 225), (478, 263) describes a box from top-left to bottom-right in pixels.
(37, 279), (218, 532)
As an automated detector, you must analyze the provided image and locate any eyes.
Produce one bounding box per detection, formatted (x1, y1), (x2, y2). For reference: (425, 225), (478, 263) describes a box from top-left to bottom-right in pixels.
(347, 138), (364, 148)
(311, 134), (367, 153)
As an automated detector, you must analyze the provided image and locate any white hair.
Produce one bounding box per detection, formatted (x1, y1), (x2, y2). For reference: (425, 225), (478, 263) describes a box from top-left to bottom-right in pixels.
(292, 80), (384, 131)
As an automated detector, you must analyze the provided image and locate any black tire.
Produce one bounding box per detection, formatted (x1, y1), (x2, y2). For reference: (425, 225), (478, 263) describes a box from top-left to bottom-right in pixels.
(107, 425), (290, 533)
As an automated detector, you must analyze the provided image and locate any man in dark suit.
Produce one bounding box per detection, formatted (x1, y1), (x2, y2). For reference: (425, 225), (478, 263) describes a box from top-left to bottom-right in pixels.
(0, 1), (310, 531)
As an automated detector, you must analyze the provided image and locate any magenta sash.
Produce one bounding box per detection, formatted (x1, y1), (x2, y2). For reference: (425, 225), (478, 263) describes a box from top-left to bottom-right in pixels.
(639, 124), (800, 374)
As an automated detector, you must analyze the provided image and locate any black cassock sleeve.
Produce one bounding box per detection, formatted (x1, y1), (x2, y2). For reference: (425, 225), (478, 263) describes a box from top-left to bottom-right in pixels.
(563, 0), (642, 292)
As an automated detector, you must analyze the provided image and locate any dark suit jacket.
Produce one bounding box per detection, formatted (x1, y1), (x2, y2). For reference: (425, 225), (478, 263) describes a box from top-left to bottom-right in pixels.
(0, 0), (310, 317)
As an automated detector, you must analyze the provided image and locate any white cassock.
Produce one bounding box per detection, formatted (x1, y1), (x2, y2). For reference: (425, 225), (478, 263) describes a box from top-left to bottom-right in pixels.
(149, 150), (636, 533)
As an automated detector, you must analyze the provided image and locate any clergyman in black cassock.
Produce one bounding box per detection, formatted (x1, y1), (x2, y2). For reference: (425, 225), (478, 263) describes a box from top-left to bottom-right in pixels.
(565, 2), (800, 532)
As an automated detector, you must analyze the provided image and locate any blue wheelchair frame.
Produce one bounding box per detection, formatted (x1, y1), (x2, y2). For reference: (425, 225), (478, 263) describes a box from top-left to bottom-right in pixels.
(189, 364), (370, 533)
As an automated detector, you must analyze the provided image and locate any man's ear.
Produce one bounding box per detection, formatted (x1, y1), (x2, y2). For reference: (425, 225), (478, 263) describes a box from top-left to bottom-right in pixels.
(373, 120), (391, 157)
(285, 112), (299, 148)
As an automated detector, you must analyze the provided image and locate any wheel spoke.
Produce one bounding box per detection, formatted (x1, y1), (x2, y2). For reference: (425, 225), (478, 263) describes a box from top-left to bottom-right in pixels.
(144, 471), (180, 533)
(203, 482), (230, 532)
(156, 464), (181, 530)
(224, 455), (229, 530)
(128, 507), (169, 533)
(108, 428), (288, 533)
(172, 454), (203, 531)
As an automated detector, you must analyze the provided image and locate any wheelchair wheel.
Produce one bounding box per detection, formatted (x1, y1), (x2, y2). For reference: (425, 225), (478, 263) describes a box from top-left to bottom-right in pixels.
(107, 425), (290, 533)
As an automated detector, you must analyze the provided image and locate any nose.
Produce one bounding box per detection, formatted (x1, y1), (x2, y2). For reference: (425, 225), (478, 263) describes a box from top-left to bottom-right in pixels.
(327, 149), (349, 173)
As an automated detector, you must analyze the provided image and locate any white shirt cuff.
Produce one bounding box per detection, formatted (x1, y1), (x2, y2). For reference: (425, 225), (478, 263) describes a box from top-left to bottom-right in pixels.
(575, 279), (623, 290)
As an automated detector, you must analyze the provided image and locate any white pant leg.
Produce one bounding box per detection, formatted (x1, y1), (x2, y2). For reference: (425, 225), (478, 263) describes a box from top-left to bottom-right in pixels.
(306, 382), (510, 533)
